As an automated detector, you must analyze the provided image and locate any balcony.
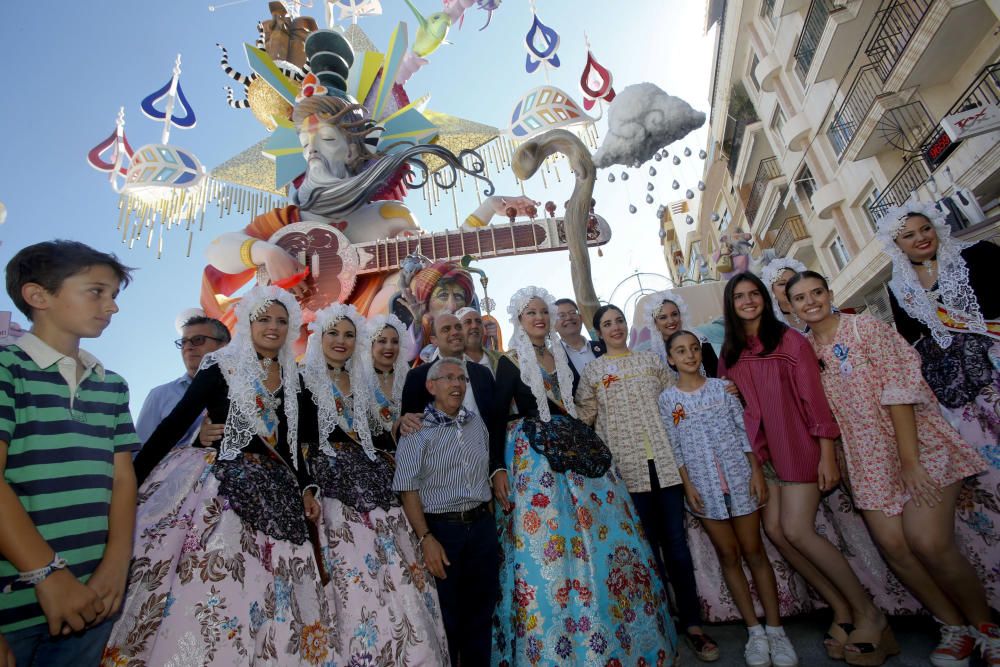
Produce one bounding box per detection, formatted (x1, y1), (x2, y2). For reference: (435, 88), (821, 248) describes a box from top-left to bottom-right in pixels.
(867, 157), (930, 222)
(746, 157), (785, 229)
(812, 0), (882, 84)
(897, 0), (996, 92)
(773, 215), (810, 258)
(919, 62), (1000, 173)
(865, 0), (932, 81)
(827, 64), (883, 157)
(793, 0), (835, 81)
(853, 98), (937, 162)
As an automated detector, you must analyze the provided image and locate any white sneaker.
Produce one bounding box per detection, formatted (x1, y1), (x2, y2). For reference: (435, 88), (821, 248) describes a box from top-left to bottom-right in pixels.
(767, 632), (799, 667)
(744, 634), (771, 667)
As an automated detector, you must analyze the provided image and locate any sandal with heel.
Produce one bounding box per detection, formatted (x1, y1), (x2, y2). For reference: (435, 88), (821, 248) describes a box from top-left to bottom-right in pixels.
(824, 622), (855, 660)
(845, 625), (900, 666)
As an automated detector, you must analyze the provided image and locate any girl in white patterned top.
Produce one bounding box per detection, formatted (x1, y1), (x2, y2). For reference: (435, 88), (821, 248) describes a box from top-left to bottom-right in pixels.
(660, 329), (796, 667)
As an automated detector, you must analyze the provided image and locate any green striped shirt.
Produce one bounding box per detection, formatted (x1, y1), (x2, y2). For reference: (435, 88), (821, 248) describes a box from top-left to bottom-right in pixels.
(0, 336), (139, 633)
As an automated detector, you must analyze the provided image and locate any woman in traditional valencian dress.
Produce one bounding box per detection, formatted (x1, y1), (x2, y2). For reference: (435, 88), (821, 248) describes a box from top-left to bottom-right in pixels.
(360, 313), (410, 436)
(575, 304), (719, 662)
(105, 286), (334, 666)
(491, 286), (678, 667)
(760, 258), (809, 332)
(787, 270), (998, 665)
(299, 304), (449, 665)
(879, 203), (1000, 481)
(635, 290), (720, 377)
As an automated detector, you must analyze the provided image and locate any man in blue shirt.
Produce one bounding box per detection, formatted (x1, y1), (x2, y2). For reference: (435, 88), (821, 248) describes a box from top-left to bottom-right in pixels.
(134, 312), (229, 447)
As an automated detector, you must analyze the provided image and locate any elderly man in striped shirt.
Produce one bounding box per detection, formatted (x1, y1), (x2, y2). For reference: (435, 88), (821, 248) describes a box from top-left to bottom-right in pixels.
(393, 356), (499, 667)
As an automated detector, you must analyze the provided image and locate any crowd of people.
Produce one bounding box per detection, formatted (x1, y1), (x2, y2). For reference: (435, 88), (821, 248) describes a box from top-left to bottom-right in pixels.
(0, 200), (998, 667)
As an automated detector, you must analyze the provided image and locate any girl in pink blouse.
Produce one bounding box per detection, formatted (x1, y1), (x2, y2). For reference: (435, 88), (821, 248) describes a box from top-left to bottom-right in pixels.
(787, 271), (996, 667)
(719, 272), (895, 665)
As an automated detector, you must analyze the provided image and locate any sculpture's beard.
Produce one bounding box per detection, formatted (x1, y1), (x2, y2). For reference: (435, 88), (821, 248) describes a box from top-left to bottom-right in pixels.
(292, 143), (496, 219)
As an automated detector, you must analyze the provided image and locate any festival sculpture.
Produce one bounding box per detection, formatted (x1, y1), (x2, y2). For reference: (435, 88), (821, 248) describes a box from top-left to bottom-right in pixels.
(201, 28), (608, 355)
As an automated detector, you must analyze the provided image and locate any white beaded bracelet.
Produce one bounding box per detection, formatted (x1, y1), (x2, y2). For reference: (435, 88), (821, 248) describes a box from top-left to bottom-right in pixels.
(10, 554), (68, 591)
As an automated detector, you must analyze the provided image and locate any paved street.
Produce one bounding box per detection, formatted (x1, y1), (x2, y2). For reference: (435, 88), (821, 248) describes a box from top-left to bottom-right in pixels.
(678, 613), (947, 666)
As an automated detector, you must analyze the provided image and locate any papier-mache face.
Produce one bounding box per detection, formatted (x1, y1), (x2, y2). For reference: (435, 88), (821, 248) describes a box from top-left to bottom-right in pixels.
(299, 119), (352, 181)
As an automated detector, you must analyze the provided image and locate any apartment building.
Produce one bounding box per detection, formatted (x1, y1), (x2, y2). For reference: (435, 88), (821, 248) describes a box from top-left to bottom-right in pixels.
(696, 0), (1000, 317)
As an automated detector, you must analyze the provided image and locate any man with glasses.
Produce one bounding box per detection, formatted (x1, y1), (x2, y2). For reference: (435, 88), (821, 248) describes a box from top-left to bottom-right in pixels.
(554, 298), (604, 374)
(135, 312), (230, 447)
(399, 313), (509, 509)
(393, 357), (499, 667)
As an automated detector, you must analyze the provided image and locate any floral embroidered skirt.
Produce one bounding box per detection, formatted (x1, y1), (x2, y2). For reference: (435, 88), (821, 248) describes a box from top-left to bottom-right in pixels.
(492, 416), (678, 667)
(316, 493), (450, 666)
(919, 336), (1000, 607)
(102, 446), (335, 666)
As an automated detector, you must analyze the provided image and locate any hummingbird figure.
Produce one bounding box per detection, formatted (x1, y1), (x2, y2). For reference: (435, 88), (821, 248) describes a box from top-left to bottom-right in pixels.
(402, 0), (452, 57)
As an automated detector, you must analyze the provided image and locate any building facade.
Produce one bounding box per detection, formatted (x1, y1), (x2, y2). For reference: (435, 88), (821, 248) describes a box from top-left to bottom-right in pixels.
(697, 0), (1000, 317)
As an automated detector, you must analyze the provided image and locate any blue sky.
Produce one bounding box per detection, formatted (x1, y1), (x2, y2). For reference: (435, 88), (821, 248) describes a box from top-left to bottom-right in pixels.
(0, 0), (713, 412)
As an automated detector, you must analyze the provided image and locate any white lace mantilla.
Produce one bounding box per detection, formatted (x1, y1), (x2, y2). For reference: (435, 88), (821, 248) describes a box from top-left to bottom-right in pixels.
(760, 257), (807, 325)
(506, 286), (578, 421)
(876, 201), (984, 348)
(203, 285), (302, 468)
(301, 303), (376, 460)
(360, 313), (411, 434)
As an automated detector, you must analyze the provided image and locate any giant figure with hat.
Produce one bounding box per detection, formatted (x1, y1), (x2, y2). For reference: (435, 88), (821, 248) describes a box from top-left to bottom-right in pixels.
(201, 28), (536, 353)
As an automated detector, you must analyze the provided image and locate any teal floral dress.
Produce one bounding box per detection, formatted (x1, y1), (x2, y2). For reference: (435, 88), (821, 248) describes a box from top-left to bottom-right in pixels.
(492, 354), (678, 666)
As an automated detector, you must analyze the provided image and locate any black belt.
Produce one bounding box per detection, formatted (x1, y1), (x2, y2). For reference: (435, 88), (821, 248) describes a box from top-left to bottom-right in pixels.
(425, 502), (491, 523)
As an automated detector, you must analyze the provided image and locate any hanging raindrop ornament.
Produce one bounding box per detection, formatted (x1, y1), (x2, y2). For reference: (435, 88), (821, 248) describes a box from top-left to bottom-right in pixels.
(620, 171), (629, 181)
(656, 205), (666, 218)
(633, 159), (642, 169)
(671, 180), (679, 190)
(524, 6), (561, 74)
(710, 212), (720, 222)
(685, 189), (694, 199)
(698, 149), (707, 159)
(628, 204), (637, 214)
(648, 166), (657, 177)
(672, 155), (681, 166)
(646, 182), (654, 191)
(697, 180), (706, 191)
(579, 35), (616, 111)
(645, 193), (654, 204)
(607, 173), (616, 183)
(653, 153), (662, 162)
(661, 149), (668, 158)
(683, 147), (692, 157)
(685, 214), (694, 225)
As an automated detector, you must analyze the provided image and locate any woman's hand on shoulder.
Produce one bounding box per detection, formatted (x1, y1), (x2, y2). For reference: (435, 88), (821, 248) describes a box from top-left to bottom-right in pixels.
(198, 417), (225, 447)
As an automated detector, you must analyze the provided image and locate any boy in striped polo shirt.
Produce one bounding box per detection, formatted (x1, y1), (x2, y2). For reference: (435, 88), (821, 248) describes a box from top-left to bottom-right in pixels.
(0, 240), (139, 666)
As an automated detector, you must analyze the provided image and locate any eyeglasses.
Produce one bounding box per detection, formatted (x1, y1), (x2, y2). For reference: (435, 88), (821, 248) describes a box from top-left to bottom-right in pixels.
(175, 335), (225, 349)
(432, 374), (469, 383)
(557, 310), (580, 320)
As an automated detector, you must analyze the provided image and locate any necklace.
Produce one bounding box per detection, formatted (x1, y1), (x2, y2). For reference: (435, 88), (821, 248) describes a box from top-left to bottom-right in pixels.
(532, 342), (547, 356)
(259, 356), (276, 373)
(910, 256), (937, 279)
(327, 363), (345, 378)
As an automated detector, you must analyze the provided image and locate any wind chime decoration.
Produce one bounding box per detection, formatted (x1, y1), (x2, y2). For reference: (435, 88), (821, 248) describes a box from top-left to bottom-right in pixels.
(87, 56), (288, 257)
(579, 35), (615, 114)
(523, 0), (560, 76)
